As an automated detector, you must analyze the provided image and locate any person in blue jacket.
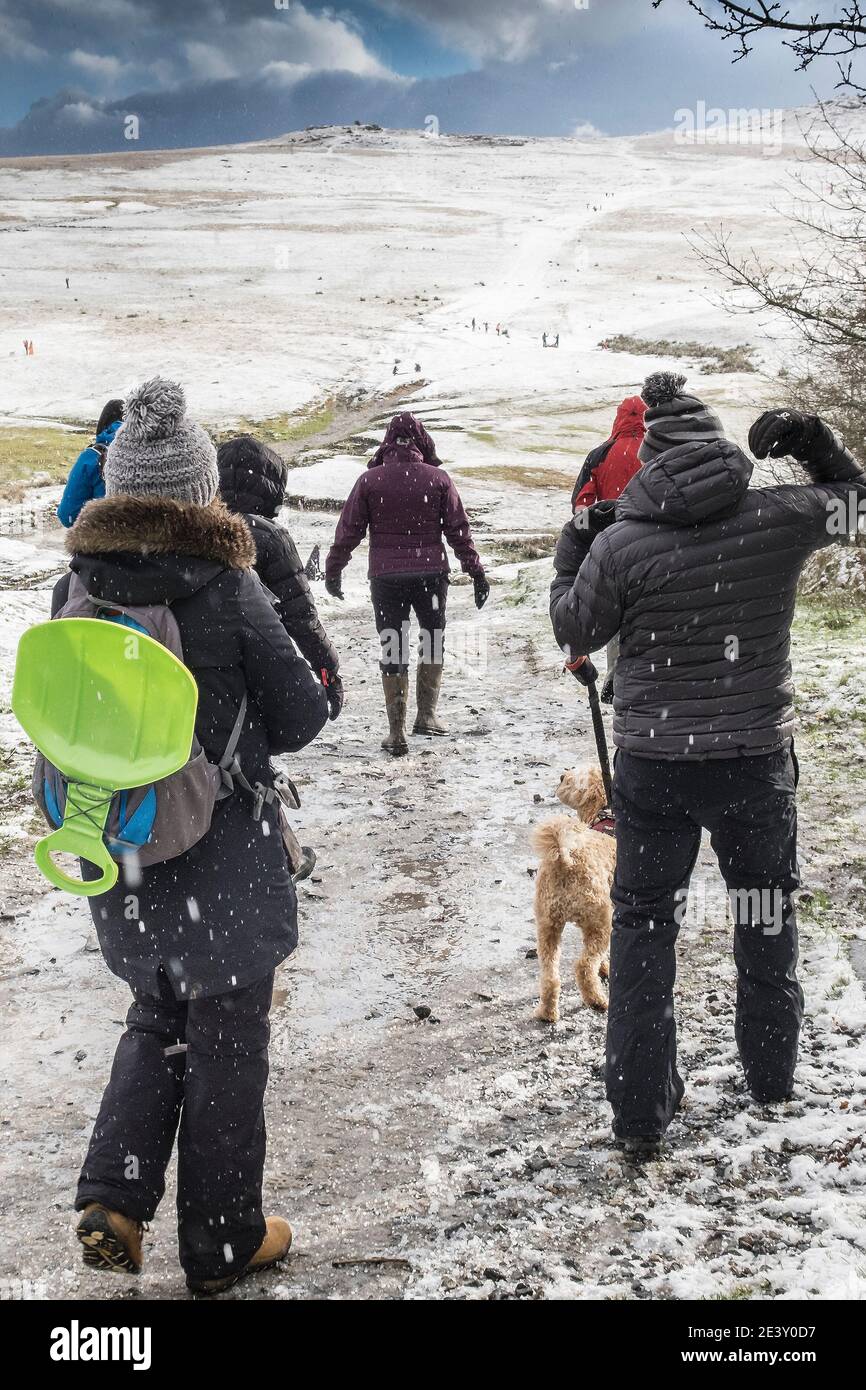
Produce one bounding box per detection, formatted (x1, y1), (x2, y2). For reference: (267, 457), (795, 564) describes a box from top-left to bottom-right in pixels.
(57, 398), (124, 527)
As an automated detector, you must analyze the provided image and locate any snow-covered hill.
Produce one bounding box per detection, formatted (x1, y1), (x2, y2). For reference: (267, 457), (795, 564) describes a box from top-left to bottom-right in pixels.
(0, 118), (832, 441)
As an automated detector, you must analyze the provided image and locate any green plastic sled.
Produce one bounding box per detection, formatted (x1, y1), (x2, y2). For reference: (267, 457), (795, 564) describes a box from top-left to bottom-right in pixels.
(12, 618), (198, 897)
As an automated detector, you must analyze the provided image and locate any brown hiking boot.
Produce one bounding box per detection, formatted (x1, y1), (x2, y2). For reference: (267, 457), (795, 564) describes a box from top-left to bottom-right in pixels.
(381, 672), (409, 755)
(413, 661), (447, 735)
(186, 1216), (293, 1295)
(76, 1203), (144, 1274)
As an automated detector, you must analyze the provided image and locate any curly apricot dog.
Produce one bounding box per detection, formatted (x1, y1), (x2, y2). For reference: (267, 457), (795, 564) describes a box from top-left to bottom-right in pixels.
(531, 767), (615, 1021)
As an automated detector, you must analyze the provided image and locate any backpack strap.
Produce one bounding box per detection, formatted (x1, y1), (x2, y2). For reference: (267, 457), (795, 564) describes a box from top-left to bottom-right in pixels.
(91, 442), (108, 478)
(216, 693), (248, 801)
(216, 693), (294, 822)
(221, 692), (247, 771)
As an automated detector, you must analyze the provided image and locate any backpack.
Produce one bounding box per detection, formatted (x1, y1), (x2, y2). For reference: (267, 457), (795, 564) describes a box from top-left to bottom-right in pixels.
(32, 574), (247, 872)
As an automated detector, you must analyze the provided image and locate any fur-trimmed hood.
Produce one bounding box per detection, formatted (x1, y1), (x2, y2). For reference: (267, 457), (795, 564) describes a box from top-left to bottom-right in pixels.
(67, 493), (255, 569)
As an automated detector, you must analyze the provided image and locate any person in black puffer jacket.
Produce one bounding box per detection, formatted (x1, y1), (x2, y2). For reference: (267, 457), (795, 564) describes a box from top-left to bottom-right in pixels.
(550, 372), (866, 1151)
(217, 434), (343, 719)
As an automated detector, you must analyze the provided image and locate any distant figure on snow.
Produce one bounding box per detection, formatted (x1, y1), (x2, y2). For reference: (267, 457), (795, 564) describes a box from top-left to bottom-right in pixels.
(57, 397), (125, 527)
(542, 332), (547, 347)
(324, 412), (489, 754)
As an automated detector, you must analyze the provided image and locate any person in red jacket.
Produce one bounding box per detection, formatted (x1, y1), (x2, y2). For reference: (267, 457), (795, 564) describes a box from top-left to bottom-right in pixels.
(325, 413), (489, 755)
(571, 395), (646, 701)
(571, 395), (646, 510)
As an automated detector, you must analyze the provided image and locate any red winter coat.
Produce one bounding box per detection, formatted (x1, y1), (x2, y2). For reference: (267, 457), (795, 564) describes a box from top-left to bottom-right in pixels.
(572, 396), (646, 509)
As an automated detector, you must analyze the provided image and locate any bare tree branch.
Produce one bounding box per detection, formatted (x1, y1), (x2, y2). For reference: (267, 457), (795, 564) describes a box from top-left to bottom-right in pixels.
(652, 1), (866, 93)
(689, 101), (866, 453)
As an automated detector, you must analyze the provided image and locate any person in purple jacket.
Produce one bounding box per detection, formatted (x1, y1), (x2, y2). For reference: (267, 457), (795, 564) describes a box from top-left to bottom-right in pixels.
(325, 413), (489, 755)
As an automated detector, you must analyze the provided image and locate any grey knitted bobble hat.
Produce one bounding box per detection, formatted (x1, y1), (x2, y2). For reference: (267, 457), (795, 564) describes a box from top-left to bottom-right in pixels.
(638, 371), (725, 462)
(105, 377), (218, 506)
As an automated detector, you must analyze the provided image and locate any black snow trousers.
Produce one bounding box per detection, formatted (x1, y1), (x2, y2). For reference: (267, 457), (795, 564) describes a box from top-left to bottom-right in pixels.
(76, 968), (274, 1282)
(370, 572), (448, 674)
(606, 748), (803, 1139)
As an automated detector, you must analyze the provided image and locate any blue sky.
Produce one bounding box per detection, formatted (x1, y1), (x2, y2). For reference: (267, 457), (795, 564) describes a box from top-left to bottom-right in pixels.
(0, 1), (856, 155)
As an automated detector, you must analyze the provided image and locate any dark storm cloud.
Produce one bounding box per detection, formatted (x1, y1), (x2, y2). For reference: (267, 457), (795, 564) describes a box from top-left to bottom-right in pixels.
(0, 0), (850, 156)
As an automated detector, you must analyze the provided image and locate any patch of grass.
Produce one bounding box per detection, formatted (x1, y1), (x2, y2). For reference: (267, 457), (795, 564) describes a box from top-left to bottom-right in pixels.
(210, 401), (336, 446)
(0, 427), (86, 496)
(493, 534), (559, 562)
(518, 441), (575, 456)
(0, 746), (32, 798)
(827, 973), (851, 999)
(795, 594), (866, 631)
(795, 593), (866, 633)
(711, 1284), (758, 1301)
(455, 464), (576, 490)
(797, 888), (833, 922)
(501, 568), (539, 607)
(603, 334), (756, 374)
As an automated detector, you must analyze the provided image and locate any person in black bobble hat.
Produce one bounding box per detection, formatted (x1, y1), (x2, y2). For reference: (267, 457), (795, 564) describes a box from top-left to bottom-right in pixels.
(217, 434), (343, 720)
(549, 371), (866, 1155)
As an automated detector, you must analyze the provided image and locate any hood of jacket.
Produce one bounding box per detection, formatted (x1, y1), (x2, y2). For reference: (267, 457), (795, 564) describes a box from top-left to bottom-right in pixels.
(217, 435), (288, 519)
(616, 439), (753, 527)
(368, 441), (427, 471)
(368, 412), (441, 469)
(610, 395), (646, 441)
(94, 419), (123, 449)
(65, 493), (255, 605)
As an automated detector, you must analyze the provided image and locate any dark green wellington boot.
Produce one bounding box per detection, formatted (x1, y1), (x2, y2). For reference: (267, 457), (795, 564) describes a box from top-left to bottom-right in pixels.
(381, 672), (409, 755)
(413, 661), (447, 735)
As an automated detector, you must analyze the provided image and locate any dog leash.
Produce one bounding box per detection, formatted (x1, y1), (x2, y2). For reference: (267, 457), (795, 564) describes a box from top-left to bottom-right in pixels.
(586, 677), (614, 811)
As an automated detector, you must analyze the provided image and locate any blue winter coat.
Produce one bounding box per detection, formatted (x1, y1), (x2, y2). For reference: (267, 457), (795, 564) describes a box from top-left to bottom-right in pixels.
(57, 420), (122, 527)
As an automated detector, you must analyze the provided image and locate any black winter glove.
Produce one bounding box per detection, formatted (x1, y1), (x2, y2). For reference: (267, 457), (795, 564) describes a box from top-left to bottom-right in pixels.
(325, 575), (344, 600)
(748, 409), (818, 461)
(573, 497), (617, 537)
(323, 671), (344, 720)
(473, 572), (490, 609)
(565, 655), (599, 687)
(749, 409), (861, 482)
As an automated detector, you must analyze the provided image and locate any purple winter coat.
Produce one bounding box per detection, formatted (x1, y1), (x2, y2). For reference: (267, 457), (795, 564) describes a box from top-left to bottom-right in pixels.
(325, 442), (483, 581)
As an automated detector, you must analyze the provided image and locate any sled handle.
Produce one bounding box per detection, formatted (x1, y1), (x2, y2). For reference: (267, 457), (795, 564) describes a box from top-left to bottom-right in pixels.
(33, 782), (119, 897)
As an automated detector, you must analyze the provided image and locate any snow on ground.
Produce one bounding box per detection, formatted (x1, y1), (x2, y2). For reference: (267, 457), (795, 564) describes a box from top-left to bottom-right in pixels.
(0, 121), (864, 1300)
(0, 122), (831, 444)
(0, 558), (864, 1301)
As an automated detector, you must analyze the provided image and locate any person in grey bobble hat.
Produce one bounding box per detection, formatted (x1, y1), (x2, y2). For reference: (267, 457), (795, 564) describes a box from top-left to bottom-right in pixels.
(105, 376), (219, 504)
(58, 374), (329, 1293)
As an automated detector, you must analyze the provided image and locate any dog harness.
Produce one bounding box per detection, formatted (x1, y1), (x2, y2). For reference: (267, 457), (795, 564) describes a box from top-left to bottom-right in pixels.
(590, 808), (616, 837)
